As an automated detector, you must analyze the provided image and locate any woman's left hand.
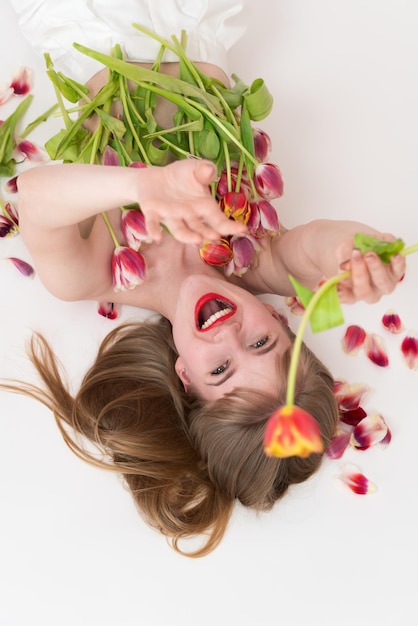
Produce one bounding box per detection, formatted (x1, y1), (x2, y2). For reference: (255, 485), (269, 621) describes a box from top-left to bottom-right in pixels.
(336, 237), (406, 304)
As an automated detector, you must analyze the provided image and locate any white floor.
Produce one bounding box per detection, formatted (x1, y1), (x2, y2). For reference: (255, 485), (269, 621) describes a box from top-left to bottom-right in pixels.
(1, 2), (418, 625)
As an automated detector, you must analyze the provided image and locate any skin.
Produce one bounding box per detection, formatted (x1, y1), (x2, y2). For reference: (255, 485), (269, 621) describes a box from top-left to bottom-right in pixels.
(15, 63), (406, 400)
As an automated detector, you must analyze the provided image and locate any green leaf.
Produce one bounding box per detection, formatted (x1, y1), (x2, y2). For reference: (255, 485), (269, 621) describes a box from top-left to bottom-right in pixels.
(354, 233), (405, 263)
(95, 109), (127, 139)
(244, 78), (273, 121)
(0, 94), (33, 165)
(288, 275), (345, 333)
(73, 43), (224, 115)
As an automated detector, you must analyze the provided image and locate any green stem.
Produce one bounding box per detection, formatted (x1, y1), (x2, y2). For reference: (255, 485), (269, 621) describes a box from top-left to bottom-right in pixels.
(286, 271), (350, 405)
(101, 211), (120, 248)
(402, 243), (418, 256)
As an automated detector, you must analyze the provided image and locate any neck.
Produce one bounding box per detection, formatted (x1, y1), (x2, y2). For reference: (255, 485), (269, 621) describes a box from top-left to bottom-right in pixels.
(135, 233), (227, 321)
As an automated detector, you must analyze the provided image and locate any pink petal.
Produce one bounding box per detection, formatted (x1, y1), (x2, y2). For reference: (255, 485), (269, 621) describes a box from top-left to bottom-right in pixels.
(3, 201), (19, 226)
(333, 380), (370, 412)
(5, 176), (18, 193)
(326, 430), (351, 459)
(17, 140), (48, 162)
(350, 414), (388, 450)
(339, 406), (367, 426)
(97, 301), (119, 320)
(338, 464), (376, 495)
(5, 257), (35, 277)
(379, 427), (392, 449)
(128, 161), (148, 169)
(253, 128), (272, 163)
(381, 310), (403, 334)
(400, 333), (418, 370)
(10, 66), (32, 95)
(254, 162), (284, 200)
(341, 324), (367, 355)
(225, 234), (259, 276)
(102, 145), (121, 166)
(365, 333), (389, 367)
(257, 199), (280, 234)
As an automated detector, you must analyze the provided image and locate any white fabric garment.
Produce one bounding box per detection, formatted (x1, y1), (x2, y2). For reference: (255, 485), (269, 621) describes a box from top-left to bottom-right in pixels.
(9, 0), (246, 83)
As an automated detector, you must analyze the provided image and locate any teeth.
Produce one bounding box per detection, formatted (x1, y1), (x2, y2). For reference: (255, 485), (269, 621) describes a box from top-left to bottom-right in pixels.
(201, 308), (231, 330)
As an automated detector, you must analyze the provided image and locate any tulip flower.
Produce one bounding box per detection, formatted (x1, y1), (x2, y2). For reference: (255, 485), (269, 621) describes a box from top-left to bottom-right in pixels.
(400, 333), (418, 370)
(264, 404), (324, 458)
(199, 238), (233, 266)
(253, 128), (272, 163)
(216, 167), (252, 199)
(254, 162), (284, 200)
(225, 234), (259, 276)
(98, 301), (119, 319)
(121, 207), (152, 250)
(111, 246), (146, 291)
(341, 324), (367, 355)
(220, 191), (251, 224)
(103, 145), (121, 166)
(0, 200), (19, 237)
(338, 464), (376, 495)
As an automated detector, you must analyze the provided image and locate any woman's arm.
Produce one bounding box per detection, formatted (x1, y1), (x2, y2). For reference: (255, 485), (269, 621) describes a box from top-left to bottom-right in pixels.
(266, 219), (406, 303)
(16, 160), (247, 300)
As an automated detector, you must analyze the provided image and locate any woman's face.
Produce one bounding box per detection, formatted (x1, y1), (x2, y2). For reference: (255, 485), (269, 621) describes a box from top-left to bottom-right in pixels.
(172, 275), (292, 401)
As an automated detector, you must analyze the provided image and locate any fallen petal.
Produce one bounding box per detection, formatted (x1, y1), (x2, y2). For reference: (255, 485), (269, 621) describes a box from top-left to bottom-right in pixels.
(333, 380), (370, 412)
(10, 66), (32, 95)
(5, 257), (35, 277)
(98, 301), (119, 320)
(339, 406), (367, 426)
(400, 333), (418, 370)
(365, 333), (389, 367)
(379, 427), (392, 449)
(341, 324), (367, 355)
(350, 414), (388, 450)
(381, 310), (403, 334)
(326, 430), (351, 459)
(338, 464), (376, 495)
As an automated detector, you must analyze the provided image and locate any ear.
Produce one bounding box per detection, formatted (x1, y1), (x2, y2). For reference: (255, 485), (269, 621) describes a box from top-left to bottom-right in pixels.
(175, 356), (192, 391)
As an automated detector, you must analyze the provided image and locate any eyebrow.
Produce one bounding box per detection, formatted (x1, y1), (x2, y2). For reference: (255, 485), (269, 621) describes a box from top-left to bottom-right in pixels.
(206, 337), (279, 387)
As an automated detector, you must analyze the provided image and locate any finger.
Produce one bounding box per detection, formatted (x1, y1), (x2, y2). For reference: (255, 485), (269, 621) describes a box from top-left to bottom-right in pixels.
(390, 253), (407, 281)
(194, 160), (218, 186)
(145, 215), (163, 242)
(363, 252), (398, 294)
(346, 249), (379, 303)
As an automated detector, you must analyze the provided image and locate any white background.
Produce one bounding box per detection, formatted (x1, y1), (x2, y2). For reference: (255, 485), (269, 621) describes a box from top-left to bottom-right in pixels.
(1, 2), (418, 625)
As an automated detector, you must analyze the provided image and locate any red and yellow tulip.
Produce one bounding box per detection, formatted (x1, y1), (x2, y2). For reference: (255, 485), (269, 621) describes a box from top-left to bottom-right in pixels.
(264, 404), (324, 458)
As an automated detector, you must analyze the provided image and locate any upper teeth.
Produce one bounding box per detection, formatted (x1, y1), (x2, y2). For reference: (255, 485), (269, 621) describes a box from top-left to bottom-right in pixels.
(201, 308), (231, 330)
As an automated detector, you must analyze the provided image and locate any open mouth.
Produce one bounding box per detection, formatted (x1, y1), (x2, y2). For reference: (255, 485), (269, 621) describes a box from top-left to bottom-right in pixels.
(195, 293), (236, 331)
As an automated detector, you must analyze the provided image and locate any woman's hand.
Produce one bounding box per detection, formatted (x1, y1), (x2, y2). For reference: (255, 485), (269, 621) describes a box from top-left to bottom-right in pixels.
(336, 235), (406, 304)
(136, 159), (248, 244)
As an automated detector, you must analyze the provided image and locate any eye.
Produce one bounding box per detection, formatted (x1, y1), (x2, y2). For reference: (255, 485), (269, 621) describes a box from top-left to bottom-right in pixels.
(252, 336), (269, 349)
(210, 361), (229, 376)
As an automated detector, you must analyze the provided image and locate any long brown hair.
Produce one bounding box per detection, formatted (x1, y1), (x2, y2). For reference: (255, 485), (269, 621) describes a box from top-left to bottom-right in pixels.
(1, 316), (338, 557)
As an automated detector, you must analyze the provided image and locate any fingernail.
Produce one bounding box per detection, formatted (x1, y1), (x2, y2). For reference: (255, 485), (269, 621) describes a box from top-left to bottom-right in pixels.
(339, 260), (350, 270)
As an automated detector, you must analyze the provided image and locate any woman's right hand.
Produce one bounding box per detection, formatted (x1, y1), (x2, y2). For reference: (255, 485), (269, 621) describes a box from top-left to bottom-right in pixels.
(136, 159), (248, 245)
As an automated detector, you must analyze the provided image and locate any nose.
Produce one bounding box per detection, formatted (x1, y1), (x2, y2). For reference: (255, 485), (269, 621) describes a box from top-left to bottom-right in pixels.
(211, 319), (241, 343)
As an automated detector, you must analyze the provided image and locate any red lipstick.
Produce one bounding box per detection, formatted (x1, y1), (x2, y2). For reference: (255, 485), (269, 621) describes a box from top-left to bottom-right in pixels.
(195, 292), (236, 332)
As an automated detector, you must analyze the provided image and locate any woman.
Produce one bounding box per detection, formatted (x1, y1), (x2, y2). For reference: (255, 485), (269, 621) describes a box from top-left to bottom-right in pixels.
(6, 0), (405, 556)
